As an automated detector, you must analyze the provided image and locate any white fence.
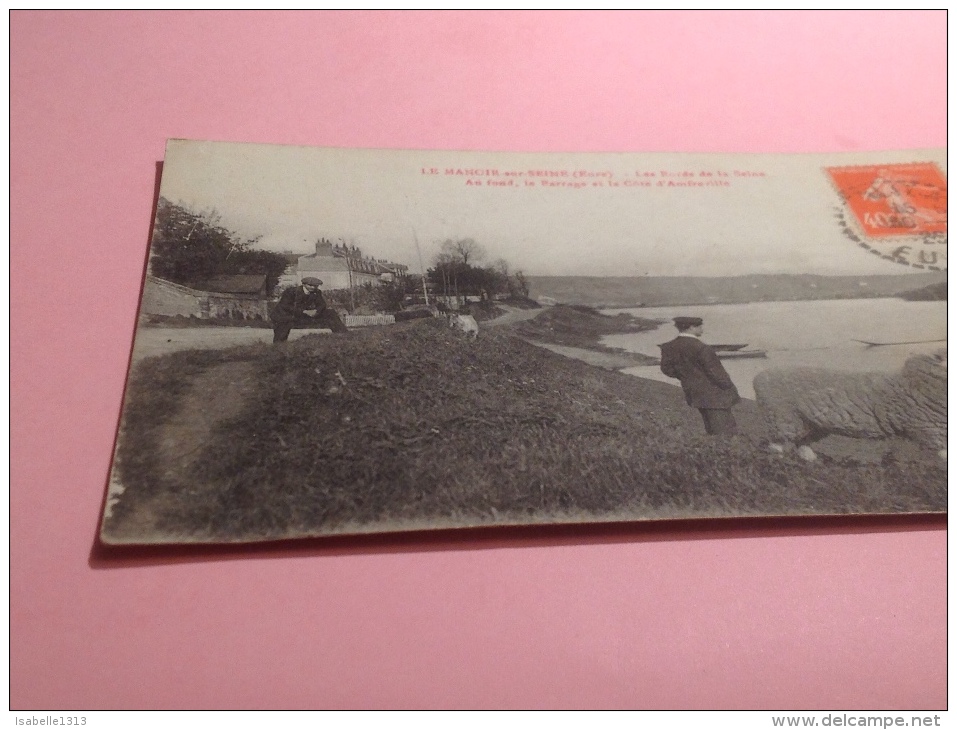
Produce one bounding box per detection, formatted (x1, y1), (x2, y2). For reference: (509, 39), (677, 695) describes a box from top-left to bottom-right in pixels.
(343, 314), (396, 328)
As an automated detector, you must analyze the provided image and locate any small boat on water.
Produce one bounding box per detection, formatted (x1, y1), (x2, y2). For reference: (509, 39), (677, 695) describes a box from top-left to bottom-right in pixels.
(711, 343), (766, 358)
(710, 343), (748, 352)
(853, 338), (946, 348)
(717, 349), (767, 359)
(657, 342), (767, 359)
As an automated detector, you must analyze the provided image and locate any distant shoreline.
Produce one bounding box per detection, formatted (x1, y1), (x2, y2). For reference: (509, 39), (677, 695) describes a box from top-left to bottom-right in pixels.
(593, 294), (949, 311)
(529, 272), (947, 309)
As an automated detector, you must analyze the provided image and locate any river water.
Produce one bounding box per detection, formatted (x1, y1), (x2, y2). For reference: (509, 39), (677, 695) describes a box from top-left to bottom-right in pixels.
(602, 298), (947, 399)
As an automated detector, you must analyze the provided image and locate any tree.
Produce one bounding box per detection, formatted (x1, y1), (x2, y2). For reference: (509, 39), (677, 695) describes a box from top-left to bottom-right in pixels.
(513, 270), (530, 298)
(431, 251), (459, 299)
(427, 239), (526, 302)
(440, 238), (486, 267)
(149, 198), (287, 293)
(429, 239), (488, 300)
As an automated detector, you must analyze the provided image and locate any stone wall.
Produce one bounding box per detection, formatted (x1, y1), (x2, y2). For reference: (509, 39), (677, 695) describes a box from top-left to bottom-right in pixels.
(142, 276), (270, 320)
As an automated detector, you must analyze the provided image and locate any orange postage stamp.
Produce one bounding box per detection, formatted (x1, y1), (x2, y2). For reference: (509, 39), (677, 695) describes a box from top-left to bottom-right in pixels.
(826, 162), (947, 270)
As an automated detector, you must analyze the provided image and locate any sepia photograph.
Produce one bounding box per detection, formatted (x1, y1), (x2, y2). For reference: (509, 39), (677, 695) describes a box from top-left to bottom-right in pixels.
(100, 140), (947, 545)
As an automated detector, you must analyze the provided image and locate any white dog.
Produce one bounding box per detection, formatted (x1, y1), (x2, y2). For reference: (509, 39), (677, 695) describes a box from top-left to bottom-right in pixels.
(447, 312), (479, 340)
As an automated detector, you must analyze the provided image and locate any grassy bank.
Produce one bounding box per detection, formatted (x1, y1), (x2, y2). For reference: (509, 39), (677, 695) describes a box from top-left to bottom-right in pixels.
(104, 316), (946, 544)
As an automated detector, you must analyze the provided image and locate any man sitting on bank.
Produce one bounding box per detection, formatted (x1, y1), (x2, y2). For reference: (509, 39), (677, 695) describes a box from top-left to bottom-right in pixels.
(271, 277), (348, 343)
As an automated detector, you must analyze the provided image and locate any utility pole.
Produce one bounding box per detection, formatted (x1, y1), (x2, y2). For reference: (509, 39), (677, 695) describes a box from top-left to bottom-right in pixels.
(411, 228), (430, 306)
(340, 238), (356, 312)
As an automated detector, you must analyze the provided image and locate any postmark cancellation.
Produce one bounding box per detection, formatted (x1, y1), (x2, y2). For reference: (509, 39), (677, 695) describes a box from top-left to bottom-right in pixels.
(826, 162), (947, 271)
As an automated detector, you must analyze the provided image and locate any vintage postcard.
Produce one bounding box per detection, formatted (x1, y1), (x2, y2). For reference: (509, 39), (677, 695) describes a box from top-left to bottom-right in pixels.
(100, 141), (947, 544)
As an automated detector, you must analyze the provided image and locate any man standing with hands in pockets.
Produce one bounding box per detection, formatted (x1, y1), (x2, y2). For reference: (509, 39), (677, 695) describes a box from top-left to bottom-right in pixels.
(659, 316), (741, 435)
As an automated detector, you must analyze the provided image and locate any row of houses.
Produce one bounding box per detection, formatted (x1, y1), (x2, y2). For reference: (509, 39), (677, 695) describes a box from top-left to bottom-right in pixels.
(142, 238), (411, 320)
(277, 239), (410, 291)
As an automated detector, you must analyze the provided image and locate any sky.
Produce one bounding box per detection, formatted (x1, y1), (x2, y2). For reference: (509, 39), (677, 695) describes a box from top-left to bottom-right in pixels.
(157, 140), (947, 278)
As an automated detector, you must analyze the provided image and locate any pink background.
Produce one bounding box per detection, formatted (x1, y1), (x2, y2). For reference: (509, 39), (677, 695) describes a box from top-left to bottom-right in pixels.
(11, 11), (946, 710)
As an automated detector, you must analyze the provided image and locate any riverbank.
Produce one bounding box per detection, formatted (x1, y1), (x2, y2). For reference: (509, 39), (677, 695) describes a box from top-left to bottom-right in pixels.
(104, 316), (945, 545)
(510, 304), (661, 366)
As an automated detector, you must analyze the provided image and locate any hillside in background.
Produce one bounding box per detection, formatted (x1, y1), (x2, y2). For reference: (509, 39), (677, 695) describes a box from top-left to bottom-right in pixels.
(527, 273), (948, 308)
(897, 281), (948, 301)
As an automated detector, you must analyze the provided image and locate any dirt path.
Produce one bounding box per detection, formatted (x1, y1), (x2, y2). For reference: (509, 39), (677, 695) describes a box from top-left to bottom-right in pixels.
(130, 326), (324, 363)
(483, 304), (548, 327)
(131, 307), (544, 362)
(105, 360), (259, 541)
(156, 360), (258, 474)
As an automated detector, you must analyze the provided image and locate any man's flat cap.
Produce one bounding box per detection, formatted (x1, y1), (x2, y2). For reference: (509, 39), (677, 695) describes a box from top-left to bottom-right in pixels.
(302, 277), (323, 286)
(673, 316), (703, 327)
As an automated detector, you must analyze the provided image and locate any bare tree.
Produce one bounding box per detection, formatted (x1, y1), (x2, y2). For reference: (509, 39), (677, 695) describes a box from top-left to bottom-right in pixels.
(440, 238), (486, 266)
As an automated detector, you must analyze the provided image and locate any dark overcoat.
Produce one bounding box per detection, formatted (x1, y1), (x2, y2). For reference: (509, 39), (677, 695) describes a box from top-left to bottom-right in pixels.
(659, 335), (741, 409)
(271, 285), (328, 324)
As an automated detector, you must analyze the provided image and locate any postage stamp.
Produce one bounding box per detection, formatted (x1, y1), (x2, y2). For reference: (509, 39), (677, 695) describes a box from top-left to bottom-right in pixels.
(826, 162), (947, 270)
